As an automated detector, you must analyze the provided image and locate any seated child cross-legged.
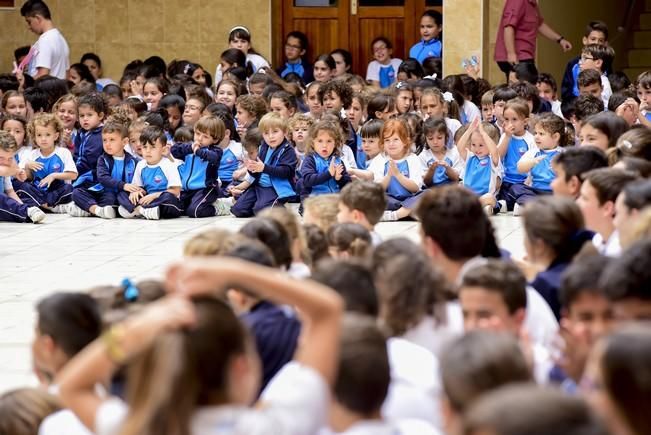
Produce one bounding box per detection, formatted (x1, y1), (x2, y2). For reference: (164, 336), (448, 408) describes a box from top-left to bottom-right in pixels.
(231, 112), (298, 217)
(117, 126), (183, 220)
(171, 115), (224, 218)
(419, 117), (463, 188)
(370, 119), (423, 221)
(68, 114), (138, 219)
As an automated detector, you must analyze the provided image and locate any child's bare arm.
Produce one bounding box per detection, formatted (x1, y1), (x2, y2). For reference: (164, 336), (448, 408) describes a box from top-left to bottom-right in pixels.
(479, 123), (500, 167)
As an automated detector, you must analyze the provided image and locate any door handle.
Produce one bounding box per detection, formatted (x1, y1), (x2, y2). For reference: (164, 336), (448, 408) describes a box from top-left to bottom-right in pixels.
(351, 0), (357, 15)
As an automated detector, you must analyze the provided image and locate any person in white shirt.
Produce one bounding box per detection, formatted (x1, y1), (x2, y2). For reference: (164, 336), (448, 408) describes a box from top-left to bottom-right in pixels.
(20, 0), (70, 80)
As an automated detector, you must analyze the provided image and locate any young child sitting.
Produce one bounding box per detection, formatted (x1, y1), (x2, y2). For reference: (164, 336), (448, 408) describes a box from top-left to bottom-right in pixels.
(15, 113), (77, 213)
(0, 130), (46, 223)
(348, 119), (383, 181)
(117, 126), (182, 220)
(72, 92), (105, 187)
(68, 114), (138, 219)
(366, 36), (402, 89)
(550, 146), (608, 198)
(231, 112), (297, 217)
(288, 112), (314, 171)
(300, 119), (351, 203)
(215, 111), (244, 195)
(419, 117), (462, 188)
(337, 180), (386, 245)
(171, 115), (224, 218)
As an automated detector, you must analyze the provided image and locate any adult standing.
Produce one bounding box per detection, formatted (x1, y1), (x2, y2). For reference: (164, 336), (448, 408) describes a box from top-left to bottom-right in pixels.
(494, 0), (572, 80)
(20, 0), (70, 80)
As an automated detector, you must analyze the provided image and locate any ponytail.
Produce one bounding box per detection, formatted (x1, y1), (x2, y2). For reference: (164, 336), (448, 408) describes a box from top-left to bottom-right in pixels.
(327, 223), (372, 258)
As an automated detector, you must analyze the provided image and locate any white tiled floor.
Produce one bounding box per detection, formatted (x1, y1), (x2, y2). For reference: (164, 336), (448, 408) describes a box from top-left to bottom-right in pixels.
(0, 213), (524, 393)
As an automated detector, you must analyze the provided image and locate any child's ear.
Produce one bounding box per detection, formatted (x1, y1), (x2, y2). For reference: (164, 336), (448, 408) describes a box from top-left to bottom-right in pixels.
(121, 136), (129, 147)
(603, 200), (616, 219)
(582, 36), (589, 46)
(552, 131), (561, 143)
(300, 48), (306, 57)
(595, 59), (603, 70)
(99, 112), (105, 120)
(568, 176), (581, 196)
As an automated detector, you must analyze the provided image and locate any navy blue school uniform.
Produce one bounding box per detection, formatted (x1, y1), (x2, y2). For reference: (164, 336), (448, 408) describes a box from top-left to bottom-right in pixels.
(512, 147), (561, 206)
(231, 140), (297, 217)
(243, 301), (301, 393)
(72, 126), (103, 187)
(300, 153), (352, 201)
(0, 177), (31, 222)
(409, 38), (442, 64)
(531, 261), (570, 321)
(72, 152), (138, 212)
(14, 147), (77, 208)
(172, 143), (223, 218)
(277, 58), (314, 83)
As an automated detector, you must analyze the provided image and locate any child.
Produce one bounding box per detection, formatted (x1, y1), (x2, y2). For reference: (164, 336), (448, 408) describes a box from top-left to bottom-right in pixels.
(561, 21), (609, 101)
(117, 126), (182, 220)
(367, 93), (397, 121)
(409, 10), (443, 63)
(269, 91), (297, 120)
(456, 118), (501, 214)
(369, 119), (423, 221)
(326, 223), (372, 258)
(577, 69), (603, 100)
(228, 25), (270, 74)
(126, 117), (146, 158)
(346, 92), (367, 135)
(231, 112), (297, 217)
(171, 116), (224, 218)
(366, 36), (403, 89)
(68, 114), (139, 219)
(72, 92), (105, 187)
(215, 111), (245, 194)
(480, 89), (494, 122)
(491, 86), (517, 134)
(636, 71), (651, 124)
(53, 94), (77, 151)
(1, 114), (31, 166)
(394, 81), (414, 115)
(277, 31), (314, 83)
(214, 79), (239, 114)
(537, 73), (562, 117)
(15, 113), (77, 213)
(160, 94), (185, 135)
(349, 119), (383, 180)
(496, 98), (535, 211)
(419, 88), (461, 148)
(289, 113), (314, 170)
(227, 128), (261, 201)
(235, 94), (267, 138)
(419, 117), (462, 188)
(300, 120), (351, 202)
(182, 94), (209, 128)
(142, 77), (167, 111)
(512, 113), (566, 212)
(337, 181), (386, 245)
(1, 90), (28, 118)
(305, 81), (322, 119)
(313, 54), (336, 82)
(303, 193), (340, 233)
(550, 146), (608, 198)
(0, 130), (45, 223)
(579, 44), (615, 107)
(578, 112), (629, 151)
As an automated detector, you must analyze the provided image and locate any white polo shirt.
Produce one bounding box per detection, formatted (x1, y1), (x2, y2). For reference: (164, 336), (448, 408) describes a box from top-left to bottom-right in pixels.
(28, 28), (70, 79)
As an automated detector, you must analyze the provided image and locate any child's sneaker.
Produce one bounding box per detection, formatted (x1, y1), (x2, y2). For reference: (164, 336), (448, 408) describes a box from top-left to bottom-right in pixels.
(380, 210), (398, 222)
(94, 206), (116, 219)
(140, 206), (160, 220)
(118, 205), (137, 219)
(498, 200), (508, 214)
(483, 204), (494, 216)
(213, 197), (234, 216)
(49, 204), (69, 214)
(27, 207), (46, 224)
(67, 203), (92, 217)
(513, 203), (523, 216)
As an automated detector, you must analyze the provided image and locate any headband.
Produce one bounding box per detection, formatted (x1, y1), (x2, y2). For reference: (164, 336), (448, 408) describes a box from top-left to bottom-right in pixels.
(423, 74), (438, 80)
(229, 25), (250, 36)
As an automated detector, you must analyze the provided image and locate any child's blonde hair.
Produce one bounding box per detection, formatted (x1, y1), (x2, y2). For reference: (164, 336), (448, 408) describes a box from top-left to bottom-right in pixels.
(52, 94), (77, 114)
(504, 98), (530, 118)
(259, 207), (306, 260)
(420, 88), (461, 120)
(258, 112), (288, 133)
(288, 113), (314, 132)
(305, 120), (344, 157)
(195, 116), (226, 143)
(27, 113), (64, 145)
(481, 90), (495, 107)
(183, 229), (246, 257)
(473, 122), (500, 144)
(304, 194), (340, 233)
(128, 118), (147, 135)
(0, 130), (18, 152)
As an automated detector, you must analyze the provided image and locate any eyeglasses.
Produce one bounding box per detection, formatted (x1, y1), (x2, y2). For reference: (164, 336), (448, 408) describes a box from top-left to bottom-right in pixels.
(285, 43), (302, 51)
(580, 56), (594, 62)
(373, 45), (388, 53)
(185, 105), (201, 111)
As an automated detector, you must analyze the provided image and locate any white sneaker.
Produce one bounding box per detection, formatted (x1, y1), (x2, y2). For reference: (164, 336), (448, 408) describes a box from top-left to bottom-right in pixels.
(498, 200), (507, 214)
(27, 207), (46, 223)
(94, 206), (116, 219)
(513, 203), (523, 216)
(118, 205), (137, 219)
(67, 203), (92, 217)
(483, 204), (494, 216)
(213, 197), (234, 216)
(49, 204), (69, 214)
(140, 206), (160, 220)
(380, 210), (398, 222)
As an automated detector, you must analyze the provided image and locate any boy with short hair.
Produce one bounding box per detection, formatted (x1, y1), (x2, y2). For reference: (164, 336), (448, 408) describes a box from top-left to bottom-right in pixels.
(578, 44), (615, 107)
(480, 90), (495, 122)
(491, 86), (518, 133)
(572, 94), (604, 133)
(117, 126), (183, 220)
(337, 180), (386, 245)
(537, 72), (562, 117)
(231, 112), (298, 217)
(277, 31), (314, 83)
(550, 146), (608, 198)
(72, 92), (106, 188)
(577, 69), (603, 101)
(561, 21), (609, 101)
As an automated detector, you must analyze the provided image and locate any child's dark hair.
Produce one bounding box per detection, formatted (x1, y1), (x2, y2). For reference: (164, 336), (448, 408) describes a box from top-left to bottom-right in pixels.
(23, 87), (50, 113)
(578, 69), (602, 89)
(317, 80), (354, 109)
(206, 103), (240, 142)
(371, 36), (392, 50)
(78, 92), (107, 116)
(270, 90), (298, 112)
(0, 114), (27, 140)
(359, 118), (384, 139)
(0, 74), (19, 94)
(552, 146), (608, 183)
(398, 58), (424, 80)
(492, 85), (518, 104)
(36, 292), (102, 358)
(243, 127), (262, 152)
(513, 62), (539, 85)
(582, 44), (615, 72)
(221, 48), (253, 77)
(314, 53), (336, 71)
(460, 260), (527, 314)
(574, 94), (604, 122)
(173, 126), (193, 143)
(340, 181), (387, 226)
(327, 223), (371, 258)
(330, 48), (352, 71)
(422, 9), (442, 26)
(123, 96), (148, 117)
(367, 94), (396, 121)
(303, 223), (330, 266)
(535, 112), (568, 146)
(607, 90), (638, 112)
(422, 56), (442, 78)
(69, 63), (95, 84)
(423, 116), (449, 146)
(509, 81), (541, 113)
(600, 238), (651, 304)
(559, 254), (611, 309)
(608, 71), (631, 93)
(13, 45), (30, 62)
(400, 112), (425, 152)
(144, 76), (169, 94)
(585, 20), (609, 39)
(239, 217), (293, 270)
(286, 30), (309, 51)
(537, 72), (557, 93)
(225, 239), (276, 268)
(311, 259), (378, 316)
(102, 83), (123, 101)
(159, 94), (185, 116)
(583, 168), (639, 205)
(582, 112), (629, 149)
(140, 125), (166, 146)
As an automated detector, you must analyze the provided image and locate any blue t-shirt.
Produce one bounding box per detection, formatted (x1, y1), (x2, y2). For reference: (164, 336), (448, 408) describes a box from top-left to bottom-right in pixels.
(464, 155), (493, 196)
(385, 159), (412, 200)
(425, 156), (455, 186)
(530, 148), (561, 191)
(409, 39), (442, 63)
(503, 135), (532, 184)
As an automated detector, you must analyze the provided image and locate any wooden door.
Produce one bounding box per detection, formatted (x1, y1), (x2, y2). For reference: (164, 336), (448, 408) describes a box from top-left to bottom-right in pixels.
(272, 0), (442, 76)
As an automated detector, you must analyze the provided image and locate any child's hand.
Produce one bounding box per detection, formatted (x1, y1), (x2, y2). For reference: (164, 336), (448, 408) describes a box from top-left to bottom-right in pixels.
(246, 158), (265, 173)
(230, 187), (243, 197)
(334, 163), (344, 180)
(130, 80), (143, 97)
(25, 161), (43, 171)
(328, 159), (336, 177)
(438, 160), (450, 168)
(533, 155), (546, 166)
(504, 122), (516, 136)
(38, 174), (56, 188)
(470, 116), (481, 131)
(123, 183), (141, 193)
(388, 160), (399, 176)
(192, 142), (201, 153)
(139, 193), (159, 205)
(129, 190), (143, 205)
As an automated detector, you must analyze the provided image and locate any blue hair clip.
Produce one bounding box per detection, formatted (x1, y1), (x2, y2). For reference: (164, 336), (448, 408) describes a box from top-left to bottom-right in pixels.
(121, 278), (139, 302)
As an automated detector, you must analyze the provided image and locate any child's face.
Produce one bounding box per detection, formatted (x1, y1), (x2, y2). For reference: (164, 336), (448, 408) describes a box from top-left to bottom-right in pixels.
(229, 36), (250, 53)
(307, 86), (323, 117)
(383, 132), (407, 159)
(426, 131), (446, 152)
(583, 31), (607, 46)
(78, 105), (103, 131)
(579, 124), (609, 151)
(372, 40), (392, 63)
(236, 105), (254, 128)
(420, 15), (441, 41)
(291, 122), (309, 144)
(396, 90), (413, 114)
(83, 59), (102, 80)
(120, 80), (132, 98)
(34, 124), (59, 153)
(331, 52), (348, 77)
(579, 53), (602, 72)
(420, 95), (444, 119)
(67, 68), (81, 85)
(245, 147), (259, 162)
(0, 148), (16, 168)
(346, 98), (364, 129)
(192, 67), (206, 86)
(166, 105), (182, 130)
(322, 91), (343, 112)
(313, 130), (337, 159)
(470, 131), (488, 157)
(194, 129), (216, 147)
(579, 82), (603, 99)
(537, 82), (556, 102)
(637, 85), (651, 106)
(550, 162), (579, 198)
(459, 287), (520, 335)
(249, 82), (265, 98)
(5, 96), (27, 117)
(128, 130), (143, 156)
(220, 59), (233, 74)
(216, 84), (237, 109)
(102, 131), (127, 156)
(270, 97), (294, 120)
(503, 108), (527, 136)
(284, 36), (304, 61)
(361, 136), (381, 159)
(183, 99), (203, 127)
(533, 124), (558, 150)
(397, 71), (409, 83)
(576, 180), (608, 232)
(263, 127), (286, 148)
(56, 100), (77, 130)
(492, 100), (506, 124)
(481, 104), (493, 121)
(565, 293), (614, 347)
(141, 139), (165, 165)
(143, 83), (164, 110)
(313, 61), (333, 82)
(2, 120), (25, 148)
